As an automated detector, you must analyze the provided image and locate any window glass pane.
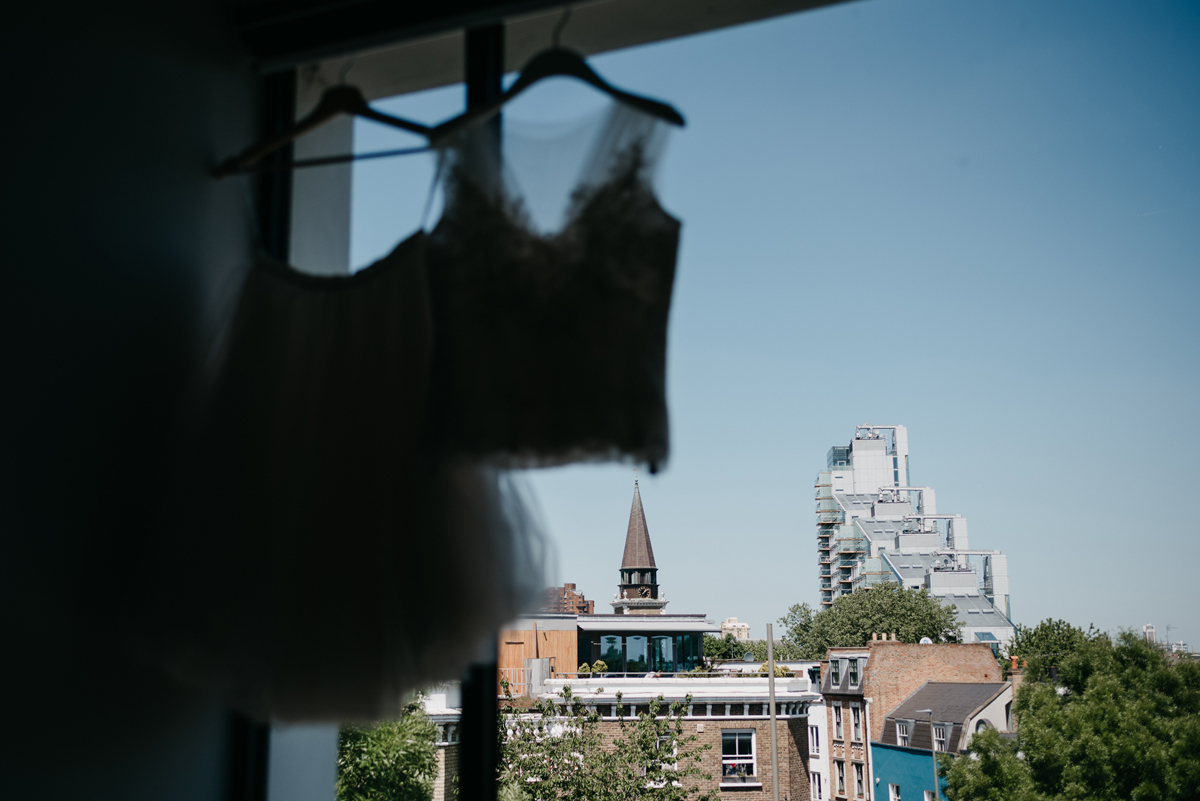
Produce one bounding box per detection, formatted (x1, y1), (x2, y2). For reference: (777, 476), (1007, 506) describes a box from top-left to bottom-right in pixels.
(625, 636), (648, 673)
(651, 635), (674, 672)
(600, 636), (623, 671)
(721, 731), (755, 780)
(679, 634), (702, 671)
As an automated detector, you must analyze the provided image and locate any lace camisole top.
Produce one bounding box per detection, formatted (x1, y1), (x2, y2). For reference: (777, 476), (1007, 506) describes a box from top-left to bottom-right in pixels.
(145, 99), (679, 720)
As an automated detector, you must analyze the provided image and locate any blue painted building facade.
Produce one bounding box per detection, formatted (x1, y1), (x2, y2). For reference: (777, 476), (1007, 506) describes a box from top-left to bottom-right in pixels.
(871, 742), (946, 800)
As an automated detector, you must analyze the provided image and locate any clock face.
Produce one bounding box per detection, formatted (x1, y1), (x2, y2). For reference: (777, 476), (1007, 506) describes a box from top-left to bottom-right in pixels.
(639, 587), (651, 598)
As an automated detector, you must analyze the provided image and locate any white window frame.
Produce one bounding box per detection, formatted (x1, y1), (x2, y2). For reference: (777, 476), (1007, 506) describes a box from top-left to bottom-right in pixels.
(811, 771), (823, 800)
(644, 734), (679, 787)
(854, 762), (865, 797)
(831, 659), (841, 684)
(809, 724), (821, 755)
(720, 729), (758, 786)
(888, 783), (901, 801)
(896, 720), (910, 747)
(924, 792), (936, 801)
(836, 760), (846, 795)
(849, 657), (859, 686)
(933, 724), (948, 752)
(834, 704), (844, 740)
(851, 704), (862, 742)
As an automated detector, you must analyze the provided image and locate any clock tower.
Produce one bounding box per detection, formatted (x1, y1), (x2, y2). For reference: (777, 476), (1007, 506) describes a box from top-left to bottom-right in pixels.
(612, 479), (669, 615)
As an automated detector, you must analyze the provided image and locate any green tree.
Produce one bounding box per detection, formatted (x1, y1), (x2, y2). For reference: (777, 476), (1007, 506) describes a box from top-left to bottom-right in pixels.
(778, 603), (815, 651)
(1005, 618), (1098, 681)
(779, 584), (961, 659)
(743, 639), (804, 663)
(703, 633), (739, 660)
(499, 685), (718, 801)
(942, 630), (1200, 801)
(940, 727), (1033, 801)
(337, 697), (439, 801)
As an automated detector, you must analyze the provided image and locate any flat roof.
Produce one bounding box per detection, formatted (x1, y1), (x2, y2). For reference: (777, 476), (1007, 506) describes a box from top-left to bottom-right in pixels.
(577, 616), (719, 633)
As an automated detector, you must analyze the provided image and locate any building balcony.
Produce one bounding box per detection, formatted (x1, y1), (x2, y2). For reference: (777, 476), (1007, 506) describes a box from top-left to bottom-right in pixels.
(817, 512), (844, 525)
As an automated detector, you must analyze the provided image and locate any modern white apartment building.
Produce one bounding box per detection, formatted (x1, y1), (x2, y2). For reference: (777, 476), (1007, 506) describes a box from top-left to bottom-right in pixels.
(815, 425), (1015, 650)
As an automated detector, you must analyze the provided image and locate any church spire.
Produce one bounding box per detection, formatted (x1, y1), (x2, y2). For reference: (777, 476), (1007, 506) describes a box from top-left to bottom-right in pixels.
(613, 478), (668, 615)
(621, 479), (657, 569)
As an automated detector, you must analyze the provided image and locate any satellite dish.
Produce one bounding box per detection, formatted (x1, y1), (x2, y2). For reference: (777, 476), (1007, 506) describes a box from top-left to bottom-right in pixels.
(744, 653), (755, 662)
(919, 637), (933, 645)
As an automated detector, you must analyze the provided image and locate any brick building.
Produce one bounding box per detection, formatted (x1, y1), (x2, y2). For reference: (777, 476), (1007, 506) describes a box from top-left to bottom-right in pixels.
(539, 674), (821, 800)
(818, 637), (1003, 800)
(425, 685), (462, 801)
(540, 582), (595, 615)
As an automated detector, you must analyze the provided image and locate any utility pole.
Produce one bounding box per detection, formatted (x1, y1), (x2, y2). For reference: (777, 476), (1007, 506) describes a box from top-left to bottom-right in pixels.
(766, 623), (779, 801)
(917, 708), (938, 801)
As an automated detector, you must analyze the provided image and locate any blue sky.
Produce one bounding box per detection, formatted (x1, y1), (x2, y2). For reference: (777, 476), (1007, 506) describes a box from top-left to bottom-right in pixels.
(351, 0), (1200, 647)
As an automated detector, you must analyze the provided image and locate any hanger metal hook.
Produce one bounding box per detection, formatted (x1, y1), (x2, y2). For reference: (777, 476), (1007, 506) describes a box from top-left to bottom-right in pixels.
(552, 6), (572, 48)
(337, 57), (356, 86)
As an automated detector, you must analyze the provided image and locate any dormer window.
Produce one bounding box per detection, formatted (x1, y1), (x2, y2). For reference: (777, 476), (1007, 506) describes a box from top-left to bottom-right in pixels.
(933, 724), (948, 752)
(831, 660), (841, 684)
(849, 658), (859, 686)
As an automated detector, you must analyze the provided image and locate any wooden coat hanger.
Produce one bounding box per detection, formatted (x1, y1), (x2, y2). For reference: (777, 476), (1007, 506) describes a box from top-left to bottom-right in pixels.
(430, 47), (686, 147)
(214, 83), (432, 178)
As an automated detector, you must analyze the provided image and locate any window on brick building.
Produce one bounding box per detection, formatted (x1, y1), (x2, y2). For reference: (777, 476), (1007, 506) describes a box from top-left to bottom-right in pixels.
(848, 658), (859, 686)
(720, 730), (757, 785)
(896, 720), (910, 747)
(834, 705), (843, 739)
(644, 735), (678, 787)
(832, 660), (841, 685)
(809, 725), (820, 754)
(854, 763), (865, 797)
(933, 724), (948, 752)
(836, 761), (845, 795)
(851, 705), (862, 741)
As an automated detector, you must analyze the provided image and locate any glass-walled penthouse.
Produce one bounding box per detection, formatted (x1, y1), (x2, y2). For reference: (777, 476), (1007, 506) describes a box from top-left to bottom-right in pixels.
(576, 615), (716, 674)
